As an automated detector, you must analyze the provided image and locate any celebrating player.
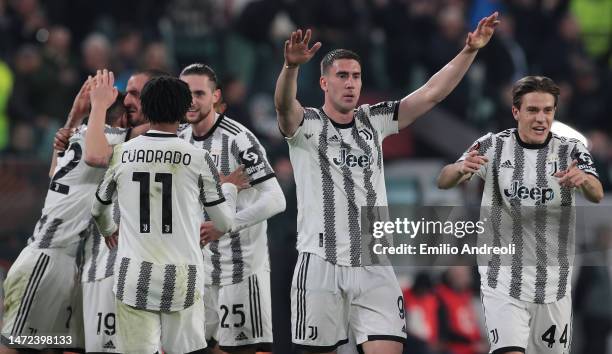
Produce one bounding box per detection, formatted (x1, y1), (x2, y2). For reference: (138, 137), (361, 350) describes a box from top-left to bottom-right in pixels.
(91, 74), (239, 353)
(274, 12), (499, 354)
(179, 63), (285, 354)
(437, 76), (604, 354)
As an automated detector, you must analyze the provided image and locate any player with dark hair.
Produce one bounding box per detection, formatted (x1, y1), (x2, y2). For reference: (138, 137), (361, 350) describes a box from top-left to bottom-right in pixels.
(0, 76), (129, 353)
(91, 72), (244, 353)
(179, 63), (285, 354)
(274, 12), (499, 354)
(438, 76), (603, 354)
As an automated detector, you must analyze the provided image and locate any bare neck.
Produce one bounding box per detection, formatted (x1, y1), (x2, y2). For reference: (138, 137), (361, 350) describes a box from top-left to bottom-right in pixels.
(322, 102), (354, 124)
(150, 122), (179, 133)
(192, 112), (218, 137)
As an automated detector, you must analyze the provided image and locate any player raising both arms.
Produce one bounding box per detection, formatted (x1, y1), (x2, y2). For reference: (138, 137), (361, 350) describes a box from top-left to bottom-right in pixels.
(274, 12), (499, 354)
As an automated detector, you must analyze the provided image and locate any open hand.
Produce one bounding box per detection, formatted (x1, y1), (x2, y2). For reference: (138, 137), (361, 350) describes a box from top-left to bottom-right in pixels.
(89, 69), (118, 110)
(284, 29), (322, 67)
(466, 12), (500, 50)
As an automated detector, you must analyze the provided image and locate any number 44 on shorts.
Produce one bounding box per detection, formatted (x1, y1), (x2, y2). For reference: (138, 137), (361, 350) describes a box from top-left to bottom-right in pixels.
(541, 324), (568, 349)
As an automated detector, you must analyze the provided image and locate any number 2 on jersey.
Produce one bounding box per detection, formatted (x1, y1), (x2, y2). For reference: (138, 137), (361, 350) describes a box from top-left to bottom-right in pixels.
(132, 172), (173, 233)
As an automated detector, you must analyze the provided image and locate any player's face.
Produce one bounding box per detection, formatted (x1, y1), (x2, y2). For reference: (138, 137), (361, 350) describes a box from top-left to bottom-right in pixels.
(124, 74), (149, 127)
(512, 91), (556, 144)
(321, 59), (362, 114)
(180, 74), (220, 124)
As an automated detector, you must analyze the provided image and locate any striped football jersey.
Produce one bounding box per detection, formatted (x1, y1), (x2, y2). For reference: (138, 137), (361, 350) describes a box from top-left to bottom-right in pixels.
(459, 128), (599, 303)
(286, 102), (399, 266)
(178, 114), (275, 286)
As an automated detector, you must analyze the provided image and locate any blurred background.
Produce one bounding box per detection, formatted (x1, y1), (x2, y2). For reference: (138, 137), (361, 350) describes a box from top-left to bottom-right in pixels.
(0, 0), (611, 353)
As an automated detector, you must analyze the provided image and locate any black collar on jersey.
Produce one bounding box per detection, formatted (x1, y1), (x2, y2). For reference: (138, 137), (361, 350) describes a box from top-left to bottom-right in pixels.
(320, 107), (355, 129)
(144, 131), (177, 138)
(192, 114), (224, 141)
(514, 130), (552, 149)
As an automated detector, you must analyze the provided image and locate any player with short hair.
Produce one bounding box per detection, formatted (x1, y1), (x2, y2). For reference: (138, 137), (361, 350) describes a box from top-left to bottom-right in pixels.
(437, 76), (604, 354)
(91, 73), (242, 354)
(274, 13), (499, 354)
(0, 77), (129, 353)
(78, 68), (167, 354)
(178, 63), (286, 354)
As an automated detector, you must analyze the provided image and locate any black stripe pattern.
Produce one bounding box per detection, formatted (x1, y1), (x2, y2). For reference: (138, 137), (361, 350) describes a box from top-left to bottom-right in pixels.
(533, 144), (550, 303)
(116, 257), (130, 301)
(557, 145), (572, 300)
(230, 232), (244, 283)
(295, 253), (310, 340)
(509, 138), (526, 299)
(318, 113), (337, 264)
(184, 265), (197, 308)
(160, 264), (176, 311)
(135, 261), (153, 309)
(87, 224), (102, 282)
(38, 218), (63, 248)
(12, 252), (50, 335)
(487, 136), (504, 288)
(249, 275), (264, 338)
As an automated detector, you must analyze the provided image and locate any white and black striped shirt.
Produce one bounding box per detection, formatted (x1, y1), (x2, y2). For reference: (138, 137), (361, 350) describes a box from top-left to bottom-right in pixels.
(460, 129), (599, 303)
(178, 115), (276, 286)
(93, 131), (233, 311)
(286, 102), (399, 266)
(29, 125), (128, 257)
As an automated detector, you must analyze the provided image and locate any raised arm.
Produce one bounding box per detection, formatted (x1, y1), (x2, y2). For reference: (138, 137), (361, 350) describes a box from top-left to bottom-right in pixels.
(274, 29), (321, 137)
(85, 69), (118, 167)
(397, 12), (499, 130)
(49, 79), (93, 177)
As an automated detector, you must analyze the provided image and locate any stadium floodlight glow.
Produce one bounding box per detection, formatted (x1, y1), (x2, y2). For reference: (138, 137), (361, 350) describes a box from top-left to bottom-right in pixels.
(551, 121), (588, 148)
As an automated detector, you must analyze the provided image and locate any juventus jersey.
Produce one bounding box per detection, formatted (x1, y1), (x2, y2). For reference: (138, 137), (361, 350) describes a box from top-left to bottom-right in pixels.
(459, 128), (599, 303)
(80, 202), (120, 283)
(178, 114), (275, 286)
(29, 125), (128, 257)
(95, 131), (227, 311)
(286, 102), (399, 266)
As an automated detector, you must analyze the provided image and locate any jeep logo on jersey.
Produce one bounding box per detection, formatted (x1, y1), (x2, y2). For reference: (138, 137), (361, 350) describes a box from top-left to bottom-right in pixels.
(239, 147), (260, 167)
(504, 181), (554, 204)
(332, 148), (372, 168)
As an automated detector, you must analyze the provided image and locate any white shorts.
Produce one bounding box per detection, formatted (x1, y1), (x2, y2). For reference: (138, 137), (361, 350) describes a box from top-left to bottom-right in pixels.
(481, 286), (572, 354)
(204, 269), (273, 352)
(83, 276), (119, 353)
(1, 246), (84, 351)
(291, 252), (406, 352)
(116, 299), (206, 354)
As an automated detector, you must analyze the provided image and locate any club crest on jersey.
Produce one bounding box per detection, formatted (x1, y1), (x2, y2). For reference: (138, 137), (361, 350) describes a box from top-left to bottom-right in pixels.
(504, 181), (554, 204)
(547, 160), (558, 176)
(358, 128), (373, 141)
(333, 148), (372, 168)
(211, 154), (220, 166)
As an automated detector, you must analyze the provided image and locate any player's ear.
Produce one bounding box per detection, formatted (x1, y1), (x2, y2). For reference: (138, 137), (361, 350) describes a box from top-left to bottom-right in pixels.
(511, 105), (519, 121)
(320, 76), (327, 92)
(213, 88), (221, 105)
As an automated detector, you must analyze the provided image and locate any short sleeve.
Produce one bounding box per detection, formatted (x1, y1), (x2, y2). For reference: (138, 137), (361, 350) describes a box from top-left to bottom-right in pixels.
(362, 101), (400, 140)
(232, 131), (275, 186)
(571, 141), (599, 178)
(284, 108), (320, 144)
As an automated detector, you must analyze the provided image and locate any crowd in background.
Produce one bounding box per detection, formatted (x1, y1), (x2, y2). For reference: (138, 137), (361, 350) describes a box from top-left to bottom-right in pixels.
(0, 0), (611, 353)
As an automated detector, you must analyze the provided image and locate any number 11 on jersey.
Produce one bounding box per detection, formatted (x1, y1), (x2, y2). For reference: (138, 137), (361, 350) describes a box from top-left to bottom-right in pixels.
(132, 172), (173, 234)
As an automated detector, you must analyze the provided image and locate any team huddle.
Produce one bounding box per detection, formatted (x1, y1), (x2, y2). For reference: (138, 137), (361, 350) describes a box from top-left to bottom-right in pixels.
(0, 11), (605, 354)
